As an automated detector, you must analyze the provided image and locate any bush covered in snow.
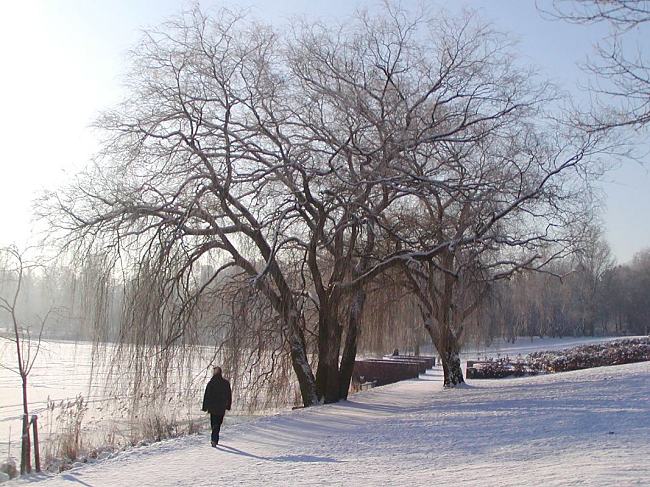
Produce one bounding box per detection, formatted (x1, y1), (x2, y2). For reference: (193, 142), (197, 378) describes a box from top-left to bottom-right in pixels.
(465, 357), (538, 379)
(467, 337), (650, 379)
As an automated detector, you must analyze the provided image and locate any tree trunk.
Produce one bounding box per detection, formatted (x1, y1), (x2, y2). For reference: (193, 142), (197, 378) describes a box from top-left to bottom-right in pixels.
(269, 275), (318, 407)
(315, 300), (343, 403)
(439, 346), (464, 387)
(424, 317), (464, 388)
(338, 288), (366, 400)
(285, 309), (318, 407)
(21, 375), (31, 474)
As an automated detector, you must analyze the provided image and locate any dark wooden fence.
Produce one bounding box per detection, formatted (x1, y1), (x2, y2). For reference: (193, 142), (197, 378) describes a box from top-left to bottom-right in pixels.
(352, 356), (436, 388)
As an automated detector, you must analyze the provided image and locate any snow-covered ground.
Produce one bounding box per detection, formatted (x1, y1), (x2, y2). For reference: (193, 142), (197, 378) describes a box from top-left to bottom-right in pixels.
(461, 335), (636, 359)
(14, 358), (650, 486)
(1, 336), (629, 459)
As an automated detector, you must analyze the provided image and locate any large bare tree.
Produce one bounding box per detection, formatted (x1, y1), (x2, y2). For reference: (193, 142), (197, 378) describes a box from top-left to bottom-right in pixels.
(42, 4), (610, 405)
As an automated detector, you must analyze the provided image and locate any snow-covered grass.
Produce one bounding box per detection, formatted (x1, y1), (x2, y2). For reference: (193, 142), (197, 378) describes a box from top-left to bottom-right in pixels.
(12, 358), (650, 486)
(461, 335), (642, 359)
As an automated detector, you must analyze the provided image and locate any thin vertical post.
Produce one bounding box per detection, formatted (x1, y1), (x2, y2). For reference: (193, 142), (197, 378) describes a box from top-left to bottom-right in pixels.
(31, 415), (41, 472)
(20, 414), (29, 474)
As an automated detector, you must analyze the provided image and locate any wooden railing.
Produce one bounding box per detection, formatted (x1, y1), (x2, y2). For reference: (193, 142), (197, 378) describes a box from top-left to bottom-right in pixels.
(352, 355), (436, 388)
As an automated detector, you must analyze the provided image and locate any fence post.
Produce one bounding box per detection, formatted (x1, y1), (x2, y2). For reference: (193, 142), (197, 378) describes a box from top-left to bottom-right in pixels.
(31, 415), (41, 472)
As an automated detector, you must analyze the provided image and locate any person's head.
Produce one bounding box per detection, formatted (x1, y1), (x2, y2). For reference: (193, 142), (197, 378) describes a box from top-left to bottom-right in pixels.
(212, 366), (222, 377)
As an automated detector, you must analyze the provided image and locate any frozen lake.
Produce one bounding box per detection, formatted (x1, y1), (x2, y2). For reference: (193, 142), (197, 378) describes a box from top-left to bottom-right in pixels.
(1, 340), (103, 458)
(0, 339), (218, 461)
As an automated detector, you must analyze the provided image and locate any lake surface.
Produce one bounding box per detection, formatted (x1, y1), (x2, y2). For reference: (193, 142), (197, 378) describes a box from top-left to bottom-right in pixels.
(0, 339), (222, 461)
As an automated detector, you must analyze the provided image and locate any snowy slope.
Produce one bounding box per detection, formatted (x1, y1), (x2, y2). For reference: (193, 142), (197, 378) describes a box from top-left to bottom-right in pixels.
(15, 361), (650, 486)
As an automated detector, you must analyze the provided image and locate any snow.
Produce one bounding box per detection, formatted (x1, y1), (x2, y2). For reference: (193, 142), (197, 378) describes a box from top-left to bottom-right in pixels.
(1, 336), (633, 458)
(12, 358), (650, 486)
(460, 335), (643, 359)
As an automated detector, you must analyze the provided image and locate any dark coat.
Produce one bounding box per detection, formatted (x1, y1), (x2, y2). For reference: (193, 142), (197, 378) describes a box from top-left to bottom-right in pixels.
(202, 375), (232, 416)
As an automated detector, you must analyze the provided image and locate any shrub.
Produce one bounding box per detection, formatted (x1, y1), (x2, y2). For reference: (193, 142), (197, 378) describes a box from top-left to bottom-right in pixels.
(467, 337), (650, 379)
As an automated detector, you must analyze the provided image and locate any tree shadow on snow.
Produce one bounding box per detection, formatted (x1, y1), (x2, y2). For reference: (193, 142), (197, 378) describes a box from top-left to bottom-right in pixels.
(60, 473), (96, 486)
(217, 444), (339, 463)
(20, 473), (96, 486)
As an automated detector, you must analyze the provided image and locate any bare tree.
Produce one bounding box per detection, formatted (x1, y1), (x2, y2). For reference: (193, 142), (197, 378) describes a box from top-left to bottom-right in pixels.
(603, 248), (650, 335)
(283, 5), (603, 392)
(41, 4), (610, 406)
(43, 8), (323, 406)
(0, 247), (48, 474)
(571, 224), (615, 335)
(396, 115), (602, 385)
(540, 0), (650, 130)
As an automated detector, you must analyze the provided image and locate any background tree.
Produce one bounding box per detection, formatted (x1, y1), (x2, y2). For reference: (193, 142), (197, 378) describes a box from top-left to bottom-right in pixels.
(572, 224), (615, 335)
(607, 249), (650, 335)
(0, 247), (49, 474)
(397, 117), (601, 386)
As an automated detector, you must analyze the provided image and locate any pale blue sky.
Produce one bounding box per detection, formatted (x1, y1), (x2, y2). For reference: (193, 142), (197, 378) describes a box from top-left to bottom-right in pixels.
(0, 0), (648, 262)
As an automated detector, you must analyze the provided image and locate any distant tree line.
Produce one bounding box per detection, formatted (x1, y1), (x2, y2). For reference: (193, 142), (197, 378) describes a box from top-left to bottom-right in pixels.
(3, 239), (649, 348)
(478, 246), (650, 341)
(0, 254), (121, 342)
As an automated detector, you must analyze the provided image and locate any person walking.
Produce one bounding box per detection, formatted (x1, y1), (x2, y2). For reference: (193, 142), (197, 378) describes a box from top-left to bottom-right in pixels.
(202, 366), (232, 447)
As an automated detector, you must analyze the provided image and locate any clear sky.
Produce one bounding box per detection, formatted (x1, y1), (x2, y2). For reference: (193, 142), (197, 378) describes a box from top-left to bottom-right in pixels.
(0, 0), (648, 263)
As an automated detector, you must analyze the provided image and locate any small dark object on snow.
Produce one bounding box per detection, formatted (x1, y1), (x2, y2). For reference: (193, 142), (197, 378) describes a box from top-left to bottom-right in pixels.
(392, 348), (399, 356)
(202, 366), (232, 446)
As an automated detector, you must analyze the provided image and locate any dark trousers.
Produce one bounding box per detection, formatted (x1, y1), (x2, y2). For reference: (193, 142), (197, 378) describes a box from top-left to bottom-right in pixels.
(210, 413), (224, 444)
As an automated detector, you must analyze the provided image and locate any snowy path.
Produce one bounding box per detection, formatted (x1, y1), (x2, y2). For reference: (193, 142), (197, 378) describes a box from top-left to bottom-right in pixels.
(16, 362), (650, 486)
